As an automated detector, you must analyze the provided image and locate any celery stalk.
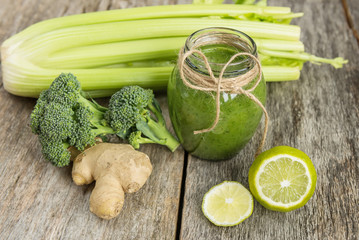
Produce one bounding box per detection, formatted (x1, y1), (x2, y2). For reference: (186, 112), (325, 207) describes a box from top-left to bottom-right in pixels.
(84, 66), (301, 98)
(262, 66), (300, 82)
(38, 37), (185, 69)
(259, 49), (348, 68)
(259, 54), (304, 68)
(3, 53), (300, 98)
(254, 39), (304, 52)
(2, 57), (173, 97)
(38, 37), (304, 69)
(4, 4), (297, 50)
(14, 18), (300, 59)
(0, 3), (346, 98)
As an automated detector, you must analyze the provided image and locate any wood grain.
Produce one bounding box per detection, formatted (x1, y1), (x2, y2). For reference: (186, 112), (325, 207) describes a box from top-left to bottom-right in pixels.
(180, 0), (359, 239)
(0, 1), (187, 239)
(344, 0), (359, 44)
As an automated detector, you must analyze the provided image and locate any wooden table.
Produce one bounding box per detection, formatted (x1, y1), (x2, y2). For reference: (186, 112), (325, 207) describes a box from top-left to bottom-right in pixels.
(0, 0), (358, 239)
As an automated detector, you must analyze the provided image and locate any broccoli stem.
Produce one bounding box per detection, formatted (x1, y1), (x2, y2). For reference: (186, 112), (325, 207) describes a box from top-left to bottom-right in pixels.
(137, 118), (180, 152)
(78, 95), (106, 114)
(76, 95), (112, 128)
(136, 136), (158, 145)
(76, 94), (115, 137)
(63, 142), (70, 148)
(147, 100), (166, 126)
(92, 125), (116, 136)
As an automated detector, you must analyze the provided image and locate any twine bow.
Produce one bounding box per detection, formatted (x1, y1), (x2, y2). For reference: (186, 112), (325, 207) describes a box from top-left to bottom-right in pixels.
(178, 48), (269, 157)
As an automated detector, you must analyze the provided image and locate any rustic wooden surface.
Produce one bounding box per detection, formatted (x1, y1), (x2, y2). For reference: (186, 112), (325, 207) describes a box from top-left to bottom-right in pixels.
(345, 0), (359, 44)
(0, 0), (358, 240)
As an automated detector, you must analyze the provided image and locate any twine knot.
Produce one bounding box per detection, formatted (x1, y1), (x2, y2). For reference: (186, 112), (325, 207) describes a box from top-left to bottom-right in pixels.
(178, 47), (269, 157)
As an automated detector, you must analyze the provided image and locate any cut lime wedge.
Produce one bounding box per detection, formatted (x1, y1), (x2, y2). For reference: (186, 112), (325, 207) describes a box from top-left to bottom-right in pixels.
(249, 146), (317, 212)
(202, 181), (253, 226)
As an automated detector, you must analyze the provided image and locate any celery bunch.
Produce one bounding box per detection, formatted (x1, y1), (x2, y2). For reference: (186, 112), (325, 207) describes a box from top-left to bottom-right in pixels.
(1, 3), (347, 97)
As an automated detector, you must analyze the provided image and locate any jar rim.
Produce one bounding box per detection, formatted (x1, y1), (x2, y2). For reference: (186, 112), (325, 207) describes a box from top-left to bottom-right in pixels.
(184, 27), (258, 75)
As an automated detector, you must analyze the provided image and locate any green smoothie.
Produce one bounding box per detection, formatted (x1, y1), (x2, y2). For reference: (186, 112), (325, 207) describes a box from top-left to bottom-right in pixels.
(167, 41), (266, 161)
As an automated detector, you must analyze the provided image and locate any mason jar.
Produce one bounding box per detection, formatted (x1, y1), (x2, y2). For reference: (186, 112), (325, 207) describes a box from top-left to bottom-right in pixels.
(167, 27), (266, 161)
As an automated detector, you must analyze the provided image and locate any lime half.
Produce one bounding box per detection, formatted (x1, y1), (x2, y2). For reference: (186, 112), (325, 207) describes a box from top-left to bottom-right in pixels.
(249, 146), (317, 212)
(202, 181), (253, 226)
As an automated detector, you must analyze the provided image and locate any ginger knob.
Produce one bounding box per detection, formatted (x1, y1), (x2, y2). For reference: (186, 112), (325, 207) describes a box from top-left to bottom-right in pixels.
(72, 143), (152, 219)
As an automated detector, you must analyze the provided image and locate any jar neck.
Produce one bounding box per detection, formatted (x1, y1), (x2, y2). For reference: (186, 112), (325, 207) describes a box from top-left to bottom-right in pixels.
(183, 28), (257, 78)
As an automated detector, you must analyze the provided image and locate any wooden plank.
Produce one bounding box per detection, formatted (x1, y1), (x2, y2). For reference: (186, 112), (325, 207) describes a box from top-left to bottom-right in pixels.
(0, 1), (186, 239)
(180, 0), (359, 239)
(345, 0), (359, 43)
(346, 0), (359, 29)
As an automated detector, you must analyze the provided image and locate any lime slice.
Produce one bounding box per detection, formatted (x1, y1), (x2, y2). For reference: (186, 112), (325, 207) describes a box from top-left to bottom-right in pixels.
(248, 146), (317, 212)
(202, 181), (253, 226)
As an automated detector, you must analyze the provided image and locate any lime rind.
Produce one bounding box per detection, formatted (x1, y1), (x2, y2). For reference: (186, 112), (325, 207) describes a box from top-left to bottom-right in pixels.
(202, 181), (254, 227)
(249, 146), (317, 212)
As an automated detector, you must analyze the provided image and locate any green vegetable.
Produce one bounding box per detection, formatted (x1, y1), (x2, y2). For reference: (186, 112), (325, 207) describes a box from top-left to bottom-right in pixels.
(2, 3), (347, 98)
(259, 49), (348, 69)
(234, 0), (256, 5)
(4, 4), (299, 44)
(30, 73), (115, 166)
(106, 86), (180, 152)
(37, 37), (305, 69)
(193, 0), (224, 4)
(31, 73), (179, 166)
(128, 131), (163, 150)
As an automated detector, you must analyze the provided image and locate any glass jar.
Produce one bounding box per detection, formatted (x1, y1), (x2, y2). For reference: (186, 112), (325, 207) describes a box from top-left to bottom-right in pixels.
(167, 27), (266, 161)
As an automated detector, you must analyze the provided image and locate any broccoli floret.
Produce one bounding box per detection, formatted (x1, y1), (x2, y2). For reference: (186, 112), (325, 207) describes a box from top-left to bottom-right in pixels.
(30, 73), (115, 167)
(40, 102), (74, 141)
(39, 135), (71, 167)
(46, 73), (81, 107)
(70, 105), (115, 151)
(30, 90), (49, 134)
(106, 86), (179, 152)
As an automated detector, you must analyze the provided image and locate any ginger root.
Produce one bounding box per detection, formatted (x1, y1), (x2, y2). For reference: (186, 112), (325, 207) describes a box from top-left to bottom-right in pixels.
(72, 143), (152, 220)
